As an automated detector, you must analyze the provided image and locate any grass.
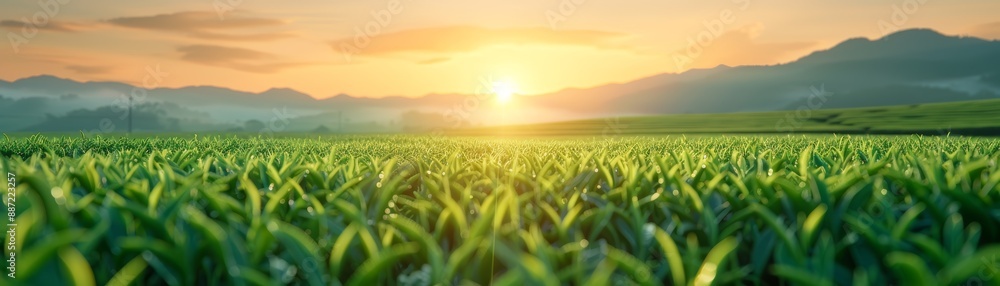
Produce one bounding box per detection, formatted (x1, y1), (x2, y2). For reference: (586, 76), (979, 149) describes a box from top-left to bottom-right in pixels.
(2, 134), (1000, 285)
(453, 98), (1000, 136)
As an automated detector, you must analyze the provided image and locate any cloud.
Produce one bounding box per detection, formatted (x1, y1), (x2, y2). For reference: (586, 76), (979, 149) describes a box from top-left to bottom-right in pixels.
(970, 21), (1000, 39)
(416, 57), (450, 65)
(671, 24), (815, 71)
(0, 20), (85, 32)
(331, 26), (632, 57)
(66, 65), (114, 74)
(176, 45), (306, 73)
(107, 11), (293, 41)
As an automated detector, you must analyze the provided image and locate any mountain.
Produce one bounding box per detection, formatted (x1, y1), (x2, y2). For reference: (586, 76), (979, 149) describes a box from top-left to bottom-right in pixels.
(525, 29), (1000, 115)
(525, 65), (732, 115)
(796, 29), (992, 64)
(0, 76), (473, 132)
(2, 28), (999, 133)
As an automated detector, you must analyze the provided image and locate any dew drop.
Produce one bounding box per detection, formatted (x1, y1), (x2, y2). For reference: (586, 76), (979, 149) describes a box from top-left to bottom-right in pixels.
(51, 187), (66, 205)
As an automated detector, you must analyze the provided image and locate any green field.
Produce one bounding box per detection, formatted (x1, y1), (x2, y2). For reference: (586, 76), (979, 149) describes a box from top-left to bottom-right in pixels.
(3, 135), (1000, 285)
(455, 99), (1000, 136)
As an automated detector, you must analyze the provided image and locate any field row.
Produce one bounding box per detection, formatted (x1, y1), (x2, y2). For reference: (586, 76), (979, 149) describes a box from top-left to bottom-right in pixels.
(2, 135), (1000, 285)
(453, 99), (1000, 136)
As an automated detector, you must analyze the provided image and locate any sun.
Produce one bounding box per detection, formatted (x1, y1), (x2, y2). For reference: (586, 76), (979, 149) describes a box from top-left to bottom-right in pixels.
(492, 80), (517, 104)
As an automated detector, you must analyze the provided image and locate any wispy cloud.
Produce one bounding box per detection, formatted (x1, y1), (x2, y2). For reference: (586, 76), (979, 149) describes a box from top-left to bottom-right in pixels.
(0, 20), (87, 32)
(672, 24), (815, 70)
(417, 57), (451, 65)
(331, 26), (633, 57)
(176, 45), (307, 73)
(66, 65), (114, 74)
(107, 11), (293, 41)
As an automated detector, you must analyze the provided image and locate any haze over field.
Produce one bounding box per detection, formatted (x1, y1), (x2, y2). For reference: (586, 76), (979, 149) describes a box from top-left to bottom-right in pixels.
(2, 29), (1000, 133)
(7, 2), (1000, 286)
(2, 0), (1000, 133)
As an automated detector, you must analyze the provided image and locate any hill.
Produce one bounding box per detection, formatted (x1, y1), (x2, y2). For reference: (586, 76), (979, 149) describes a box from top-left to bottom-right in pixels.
(3, 29), (999, 133)
(451, 98), (1000, 136)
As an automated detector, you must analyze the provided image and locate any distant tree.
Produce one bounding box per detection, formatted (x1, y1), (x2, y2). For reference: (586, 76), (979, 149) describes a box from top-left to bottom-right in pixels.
(245, 120), (265, 131)
(311, 125), (331, 133)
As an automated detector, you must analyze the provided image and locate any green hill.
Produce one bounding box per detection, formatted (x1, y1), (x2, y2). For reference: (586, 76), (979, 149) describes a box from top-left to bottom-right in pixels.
(453, 98), (1000, 136)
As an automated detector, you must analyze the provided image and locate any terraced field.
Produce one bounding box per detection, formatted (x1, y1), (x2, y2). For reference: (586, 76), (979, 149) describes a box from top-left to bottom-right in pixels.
(2, 135), (1000, 285)
(453, 99), (1000, 136)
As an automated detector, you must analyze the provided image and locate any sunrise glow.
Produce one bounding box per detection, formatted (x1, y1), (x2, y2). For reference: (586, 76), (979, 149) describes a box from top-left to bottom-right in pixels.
(492, 80), (517, 104)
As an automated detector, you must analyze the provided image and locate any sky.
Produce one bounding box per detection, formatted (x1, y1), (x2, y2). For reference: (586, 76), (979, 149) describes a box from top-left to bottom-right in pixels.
(2, 0), (999, 98)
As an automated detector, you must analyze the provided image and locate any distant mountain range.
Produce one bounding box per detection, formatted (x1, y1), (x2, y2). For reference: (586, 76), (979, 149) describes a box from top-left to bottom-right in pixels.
(523, 29), (1000, 115)
(2, 28), (998, 133)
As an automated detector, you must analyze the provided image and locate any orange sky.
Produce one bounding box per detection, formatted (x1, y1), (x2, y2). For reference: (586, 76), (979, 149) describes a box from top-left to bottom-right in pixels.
(2, 0), (999, 98)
